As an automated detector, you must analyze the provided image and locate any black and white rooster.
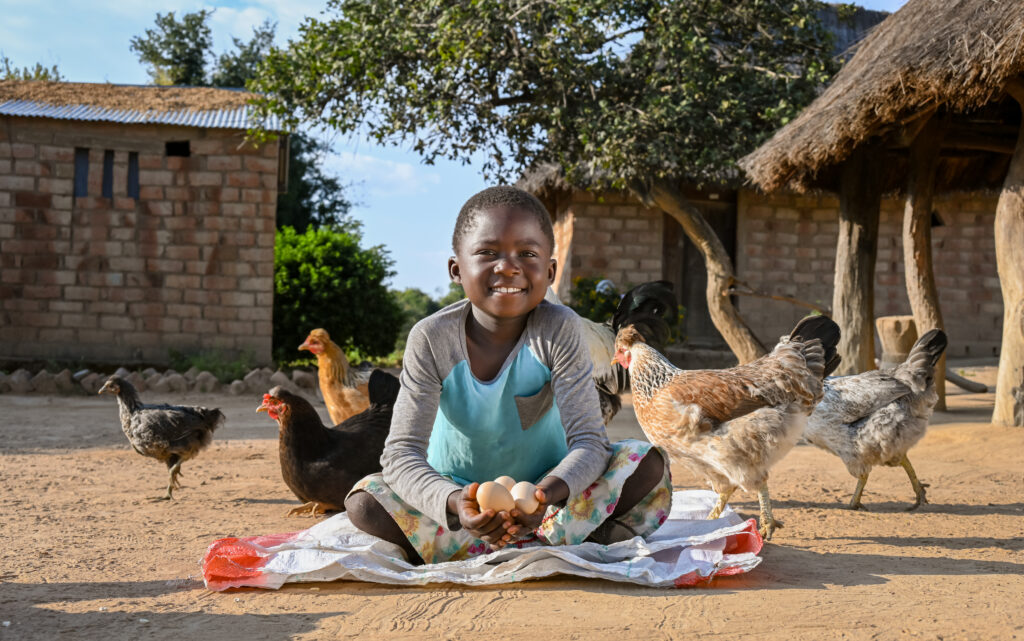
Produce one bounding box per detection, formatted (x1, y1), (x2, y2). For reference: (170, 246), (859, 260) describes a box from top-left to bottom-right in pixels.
(803, 329), (948, 510)
(547, 280), (678, 424)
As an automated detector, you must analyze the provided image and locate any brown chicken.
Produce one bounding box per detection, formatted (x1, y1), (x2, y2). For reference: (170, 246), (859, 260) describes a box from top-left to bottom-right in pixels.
(257, 369), (400, 516)
(299, 328), (370, 424)
(614, 316), (841, 539)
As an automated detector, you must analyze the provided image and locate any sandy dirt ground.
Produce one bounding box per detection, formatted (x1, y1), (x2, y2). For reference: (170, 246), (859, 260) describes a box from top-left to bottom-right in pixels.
(1, 365), (1022, 641)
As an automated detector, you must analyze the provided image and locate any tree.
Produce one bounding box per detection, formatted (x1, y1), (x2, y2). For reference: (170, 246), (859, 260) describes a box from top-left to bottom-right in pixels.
(131, 11), (353, 229)
(1, 53), (63, 81)
(251, 0), (836, 362)
(274, 225), (404, 360)
(130, 10), (213, 85)
(392, 288), (442, 352)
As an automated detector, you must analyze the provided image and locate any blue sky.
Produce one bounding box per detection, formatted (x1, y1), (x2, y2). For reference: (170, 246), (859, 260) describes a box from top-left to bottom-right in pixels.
(1, 0), (907, 297)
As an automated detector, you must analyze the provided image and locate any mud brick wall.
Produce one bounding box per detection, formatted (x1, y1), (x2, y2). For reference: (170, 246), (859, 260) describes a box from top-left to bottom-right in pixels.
(547, 190), (665, 296)
(0, 117), (279, 365)
(736, 190), (1002, 359)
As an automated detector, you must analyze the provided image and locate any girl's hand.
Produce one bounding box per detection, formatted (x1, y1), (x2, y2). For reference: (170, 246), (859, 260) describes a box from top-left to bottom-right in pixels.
(508, 477), (569, 535)
(448, 483), (520, 550)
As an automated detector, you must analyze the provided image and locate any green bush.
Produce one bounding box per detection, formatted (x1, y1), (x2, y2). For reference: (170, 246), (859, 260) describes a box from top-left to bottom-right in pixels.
(273, 225), (404, 362)
(567, 277), (620, 324)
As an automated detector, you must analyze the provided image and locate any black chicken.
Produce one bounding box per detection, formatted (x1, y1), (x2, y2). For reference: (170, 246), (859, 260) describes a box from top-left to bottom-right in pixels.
(547, 280), (679, 423)
(257, 369), (401, 516)
(98, 375), (224, 500)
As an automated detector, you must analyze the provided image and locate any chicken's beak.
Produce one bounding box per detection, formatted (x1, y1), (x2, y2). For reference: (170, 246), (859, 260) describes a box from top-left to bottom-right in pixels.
(612, 349), (631, 369)
(298, 339), (312, 352)
(256, 394), (274, 413)
(98, 382), (113, 395)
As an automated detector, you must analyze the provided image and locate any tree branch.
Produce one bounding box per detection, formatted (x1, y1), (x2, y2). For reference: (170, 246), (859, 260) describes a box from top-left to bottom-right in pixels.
(730, 279), (831, 315)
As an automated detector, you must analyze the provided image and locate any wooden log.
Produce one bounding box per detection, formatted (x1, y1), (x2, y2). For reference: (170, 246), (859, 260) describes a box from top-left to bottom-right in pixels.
(903, 115), (947, 409)
(993, 82), (1024, 426)
(876, 315), (918, 369)
(650, 180), (766, 363)
(945, 368), (988, 394)
(833, 147), (882, 374)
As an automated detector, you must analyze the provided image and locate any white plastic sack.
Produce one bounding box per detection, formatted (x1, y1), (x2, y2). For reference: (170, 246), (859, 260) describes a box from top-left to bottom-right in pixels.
(203, 490), (762, 590)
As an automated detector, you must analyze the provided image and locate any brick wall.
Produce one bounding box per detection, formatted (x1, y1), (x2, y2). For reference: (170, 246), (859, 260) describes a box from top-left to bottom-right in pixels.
(0, 117), (279, 365)
(736, 190), (1002, 359)
(544, 186), (1002, 359)
(551, 190), (664, 293)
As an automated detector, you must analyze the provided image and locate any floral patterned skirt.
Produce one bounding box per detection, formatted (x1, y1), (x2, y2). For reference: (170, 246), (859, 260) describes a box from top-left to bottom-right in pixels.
(349, 439), (672, 564)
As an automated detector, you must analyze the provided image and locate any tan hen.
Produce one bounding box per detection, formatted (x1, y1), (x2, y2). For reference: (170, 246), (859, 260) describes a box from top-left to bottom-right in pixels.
(614, 316), (840, 539)
(299, 328), (371, 424)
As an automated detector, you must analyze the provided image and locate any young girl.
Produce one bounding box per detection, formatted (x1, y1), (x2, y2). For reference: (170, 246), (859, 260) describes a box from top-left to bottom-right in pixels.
(345, 185), (671, 565)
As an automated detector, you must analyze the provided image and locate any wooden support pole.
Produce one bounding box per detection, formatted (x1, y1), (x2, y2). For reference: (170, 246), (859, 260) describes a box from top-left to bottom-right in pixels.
(650, 180), (767, 363)
(903, 115), (948, 410)
(993, 81), (1024, 426)
(833, 147), (883, 375)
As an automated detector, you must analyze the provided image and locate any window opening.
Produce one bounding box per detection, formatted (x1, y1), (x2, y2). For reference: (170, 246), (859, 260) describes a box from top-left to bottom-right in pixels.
(127, 152), (139, 199)
(165, 140), (190, 157)
(73, 148), (89, 197)
(101, 150), (114, 198)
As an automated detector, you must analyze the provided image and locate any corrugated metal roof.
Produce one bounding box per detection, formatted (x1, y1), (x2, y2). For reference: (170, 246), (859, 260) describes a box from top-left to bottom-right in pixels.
(0, 99), (282, 130)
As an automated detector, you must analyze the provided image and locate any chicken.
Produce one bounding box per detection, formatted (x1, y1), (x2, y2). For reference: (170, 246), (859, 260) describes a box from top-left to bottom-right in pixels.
(545, 280), (678, 424)
(614, 316), (841, 539)
(257, 369), (400, 516)
(804, 329), (948, 511)
(299, 328), (371, 424)
(98, 375), (224, 500)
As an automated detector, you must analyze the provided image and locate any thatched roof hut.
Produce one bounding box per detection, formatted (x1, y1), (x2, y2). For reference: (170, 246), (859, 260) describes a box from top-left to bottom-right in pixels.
(741, 0), (1024, 426)
(740, 0), (1024, 194)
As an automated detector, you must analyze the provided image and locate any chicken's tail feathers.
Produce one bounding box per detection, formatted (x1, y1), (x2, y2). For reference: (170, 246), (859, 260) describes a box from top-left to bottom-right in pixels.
(787, 315), (842, 378)
(368, 369), (401, 407)
(896, 329), (948, 392)
(611, 281), (678, 352)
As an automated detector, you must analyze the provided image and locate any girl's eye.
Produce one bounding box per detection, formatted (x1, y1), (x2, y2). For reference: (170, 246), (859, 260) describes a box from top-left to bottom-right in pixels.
(520, 251), (537, 258)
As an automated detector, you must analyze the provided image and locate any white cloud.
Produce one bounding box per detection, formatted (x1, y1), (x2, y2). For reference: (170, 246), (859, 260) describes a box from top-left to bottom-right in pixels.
(324, 151), (442, 197)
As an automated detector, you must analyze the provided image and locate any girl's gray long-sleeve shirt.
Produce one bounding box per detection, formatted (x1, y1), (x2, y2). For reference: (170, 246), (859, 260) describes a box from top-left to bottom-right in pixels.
(380, 298), (612, 529)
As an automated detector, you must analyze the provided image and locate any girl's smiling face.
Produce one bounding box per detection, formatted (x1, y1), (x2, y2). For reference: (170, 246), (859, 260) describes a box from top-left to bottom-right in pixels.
(449, 205), (556, 324)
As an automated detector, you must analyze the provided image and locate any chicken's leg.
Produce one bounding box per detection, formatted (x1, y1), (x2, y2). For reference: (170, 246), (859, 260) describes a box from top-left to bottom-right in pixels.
(153, 460), (183, 501)
(287, 501), (324, 517)
(757, 484), (783, 540)
(900, 455), (929, 511)
(707, 487), (735, 520)
(848, 473), (870, 510)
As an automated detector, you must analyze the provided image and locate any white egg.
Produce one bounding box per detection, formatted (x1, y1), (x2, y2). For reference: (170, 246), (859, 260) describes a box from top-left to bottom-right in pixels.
(476, 481), (515, 513)
(511, 481), (539, 514)
(494, 475), (517, 490)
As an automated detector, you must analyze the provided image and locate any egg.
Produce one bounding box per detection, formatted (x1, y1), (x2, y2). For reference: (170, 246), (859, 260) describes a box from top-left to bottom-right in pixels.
(494, 475), (517, 491)
(511, 481), (540, 515)
(476, 481), (515, 513)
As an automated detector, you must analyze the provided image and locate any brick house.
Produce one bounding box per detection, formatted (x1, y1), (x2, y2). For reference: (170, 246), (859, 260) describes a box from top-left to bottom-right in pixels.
(530, 181), (1001, 362)
(0, 81), (284, 366)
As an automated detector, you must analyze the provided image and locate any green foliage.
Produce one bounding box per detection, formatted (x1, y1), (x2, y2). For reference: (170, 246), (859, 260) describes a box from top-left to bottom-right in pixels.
(567, 277), (620, 324)
(274, 225), (403, 361)
(130, 10), (213, 85)
(167, 348), (257, 383)
(211, 19), (276, 87)
(276, 133), (354, 230)
(437, 282), (466, 308)
(251, 0), (837, 189)
(1, 54), (63, 81)
(392, 287), (441, 352)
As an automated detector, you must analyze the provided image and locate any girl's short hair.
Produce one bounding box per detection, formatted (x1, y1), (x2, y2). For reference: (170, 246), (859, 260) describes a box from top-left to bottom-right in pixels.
(452, 185), (555, 252)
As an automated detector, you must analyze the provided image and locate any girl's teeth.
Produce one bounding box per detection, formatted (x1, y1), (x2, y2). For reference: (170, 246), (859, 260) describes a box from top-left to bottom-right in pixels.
(495, 287), (521, 293)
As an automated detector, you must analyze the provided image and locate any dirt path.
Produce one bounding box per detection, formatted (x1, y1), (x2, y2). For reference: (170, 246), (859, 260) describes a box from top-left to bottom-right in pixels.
(1, 367), (1022, 641)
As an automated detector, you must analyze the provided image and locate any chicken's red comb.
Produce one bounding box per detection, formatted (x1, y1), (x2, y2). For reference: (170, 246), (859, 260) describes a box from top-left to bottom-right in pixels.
(263, 394), (273, 401)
